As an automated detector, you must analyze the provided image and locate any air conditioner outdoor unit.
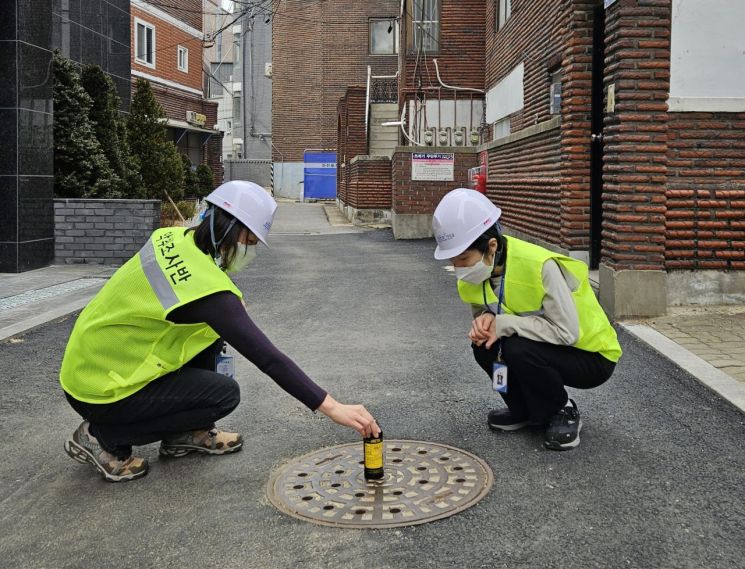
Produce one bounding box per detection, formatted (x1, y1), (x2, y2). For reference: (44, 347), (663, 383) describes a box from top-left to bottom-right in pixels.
(186, 111), (198, 123)
(186, 110), (207, 127)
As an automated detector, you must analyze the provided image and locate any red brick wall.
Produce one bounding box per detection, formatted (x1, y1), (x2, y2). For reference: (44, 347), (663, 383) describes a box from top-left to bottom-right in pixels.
(559, 0), (598, 252)
(273, 0), (399, 162)
(337, 86), (368, 203)
(482, 1), (571, 247)
(392, 151), (478, 214)
(402, 0), (485, 93)
(601, 0), (670, 271)
(487, 127), (562, 242)
(666, 113), (745, 270)
(131, 7), (203, 92)
(144, 0), (202, 31)
(485, 1), (567, 131)
(348, 159), (392, 209)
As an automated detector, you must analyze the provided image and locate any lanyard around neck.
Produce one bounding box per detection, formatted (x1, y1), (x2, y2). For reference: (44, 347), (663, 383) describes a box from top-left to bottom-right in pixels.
(482, 265), (506, 315)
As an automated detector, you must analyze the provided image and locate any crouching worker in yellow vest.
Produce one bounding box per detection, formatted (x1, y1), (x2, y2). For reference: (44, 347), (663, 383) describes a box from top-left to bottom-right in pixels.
(60, 181), (380, 482)
(432, 189), (621, 450)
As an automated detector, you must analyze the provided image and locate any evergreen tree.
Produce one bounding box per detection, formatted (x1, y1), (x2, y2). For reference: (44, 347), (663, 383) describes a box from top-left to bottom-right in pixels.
(80, 65), (141, 198)
(128, 78), (185, 201)
(195, 164), (215, 198)
(181, 153), (199, 198)
(53, 51), (116, 198)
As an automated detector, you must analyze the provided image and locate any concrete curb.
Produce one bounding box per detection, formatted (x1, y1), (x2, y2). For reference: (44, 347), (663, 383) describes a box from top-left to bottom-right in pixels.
(620, 322), (745, 414)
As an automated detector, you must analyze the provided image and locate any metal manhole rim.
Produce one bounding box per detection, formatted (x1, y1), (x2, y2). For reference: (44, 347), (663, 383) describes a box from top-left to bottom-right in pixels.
(266, 439), (494, 529)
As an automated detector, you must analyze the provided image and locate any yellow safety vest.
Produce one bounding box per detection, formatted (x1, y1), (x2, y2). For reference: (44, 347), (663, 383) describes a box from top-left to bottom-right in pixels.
(457, 236), (622, 362)
(60, 227), (243, 404)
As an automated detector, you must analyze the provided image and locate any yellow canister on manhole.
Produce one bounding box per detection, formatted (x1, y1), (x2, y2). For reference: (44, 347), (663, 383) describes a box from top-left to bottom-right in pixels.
(363, 430), (384, 480)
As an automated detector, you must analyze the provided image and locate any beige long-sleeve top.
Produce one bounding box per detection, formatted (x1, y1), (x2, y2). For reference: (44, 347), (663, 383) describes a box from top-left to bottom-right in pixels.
(471, 260), (580, 346)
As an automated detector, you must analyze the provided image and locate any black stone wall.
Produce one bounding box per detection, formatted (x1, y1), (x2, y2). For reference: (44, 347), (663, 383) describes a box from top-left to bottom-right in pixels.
(0, 0), (131, 273)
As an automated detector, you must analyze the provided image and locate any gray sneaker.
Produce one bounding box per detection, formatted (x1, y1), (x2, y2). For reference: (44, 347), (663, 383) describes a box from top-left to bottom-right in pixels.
(159, 428), (243, 458)
(64, 421), (148, 482)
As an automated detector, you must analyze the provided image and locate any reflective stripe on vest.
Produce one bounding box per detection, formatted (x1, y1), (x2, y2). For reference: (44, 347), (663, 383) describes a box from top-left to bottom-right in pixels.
(456, 236), (622, 362)
(60, 228), (244, 404)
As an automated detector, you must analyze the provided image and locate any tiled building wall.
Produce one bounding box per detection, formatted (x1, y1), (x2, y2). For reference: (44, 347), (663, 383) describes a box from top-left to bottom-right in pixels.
(272, 0), (399, 162)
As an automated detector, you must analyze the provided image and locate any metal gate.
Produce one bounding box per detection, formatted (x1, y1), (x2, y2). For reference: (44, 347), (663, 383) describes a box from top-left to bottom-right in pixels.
(303, 150), (337, 200)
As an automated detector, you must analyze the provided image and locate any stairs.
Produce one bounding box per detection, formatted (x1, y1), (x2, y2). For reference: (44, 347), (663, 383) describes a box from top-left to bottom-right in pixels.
(369, 103), (399, 157)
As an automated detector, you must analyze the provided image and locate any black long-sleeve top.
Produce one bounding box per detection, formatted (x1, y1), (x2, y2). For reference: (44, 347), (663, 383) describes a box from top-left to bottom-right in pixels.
(168, 291), (327, 410)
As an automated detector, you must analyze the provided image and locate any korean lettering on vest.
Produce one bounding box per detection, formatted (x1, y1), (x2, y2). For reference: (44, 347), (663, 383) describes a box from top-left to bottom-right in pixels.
(156, 231), (192, 284)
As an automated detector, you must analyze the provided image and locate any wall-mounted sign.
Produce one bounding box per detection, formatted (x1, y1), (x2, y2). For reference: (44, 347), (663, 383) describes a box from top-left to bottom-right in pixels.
(412, 152), (455, 181)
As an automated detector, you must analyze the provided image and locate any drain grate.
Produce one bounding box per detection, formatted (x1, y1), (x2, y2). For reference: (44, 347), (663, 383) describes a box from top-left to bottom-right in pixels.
(267, 440), (493, 528)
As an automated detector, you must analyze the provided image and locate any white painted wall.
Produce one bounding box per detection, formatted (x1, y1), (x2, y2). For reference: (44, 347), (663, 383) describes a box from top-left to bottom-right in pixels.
(669, 0), (745, 111)
(486, 62), (524, 123)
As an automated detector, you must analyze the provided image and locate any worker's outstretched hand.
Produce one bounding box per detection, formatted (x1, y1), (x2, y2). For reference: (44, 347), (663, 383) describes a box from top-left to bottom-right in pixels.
(318, 395), (381, 438)
(469, 312), (498, 348)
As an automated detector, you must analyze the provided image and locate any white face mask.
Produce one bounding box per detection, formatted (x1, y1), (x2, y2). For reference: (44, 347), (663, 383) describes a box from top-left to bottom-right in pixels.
(454, 251), (495, 284)
(225, 244), (257, 273)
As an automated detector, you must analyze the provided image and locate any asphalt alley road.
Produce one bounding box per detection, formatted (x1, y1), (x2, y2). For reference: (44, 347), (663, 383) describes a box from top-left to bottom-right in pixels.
(1, 230), (744, 569)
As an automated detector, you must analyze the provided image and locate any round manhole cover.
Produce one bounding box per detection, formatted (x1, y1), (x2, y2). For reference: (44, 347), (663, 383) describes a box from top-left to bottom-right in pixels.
(267, 440), (493, 528)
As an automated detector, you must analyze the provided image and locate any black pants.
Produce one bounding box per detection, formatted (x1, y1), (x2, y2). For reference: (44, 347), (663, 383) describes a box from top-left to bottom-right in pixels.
(66, 341), (240, 458)
(472, 336), (615, 424)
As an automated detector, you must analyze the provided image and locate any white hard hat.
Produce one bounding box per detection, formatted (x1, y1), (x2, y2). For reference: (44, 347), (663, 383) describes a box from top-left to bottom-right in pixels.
(204, 181), (277, 246)
(432, 188), (502, 260)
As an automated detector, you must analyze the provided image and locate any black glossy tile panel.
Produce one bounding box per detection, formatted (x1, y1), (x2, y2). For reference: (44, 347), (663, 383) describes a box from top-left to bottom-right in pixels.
(0, 41), (17, 108)
(80, 0), (104, 36)
(18, 43), (53, 114)
(0, 176), (18, 242)
(0, 109), (18, 176)
(18, 175), (54, 242)
(18, 237), (54, 271)
(80, 26), (103, 67)
(0, 242), (19, 273)
(0, 2), (17, 42)
(18, 0), (52, 49)
(18, 109), (52, 176)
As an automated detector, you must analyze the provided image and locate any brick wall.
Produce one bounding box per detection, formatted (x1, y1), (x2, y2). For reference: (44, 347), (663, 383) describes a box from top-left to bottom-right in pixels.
(602, 0), (670, 271)
(54, 199), (161, 265)
(272, 0), (399, 162)
(131, 6), (203, 92)
(347, 157), (392, 210)
(485, 0), (566, 132)
(402, 0), (485, 93)
(666, 112), (745, 270)
(486, 124), (562, 242)
(482, 1), (570, 248)
(143, 0), (202, 32)
(392, 150), (478, 214)
(337, 86), (368, 204)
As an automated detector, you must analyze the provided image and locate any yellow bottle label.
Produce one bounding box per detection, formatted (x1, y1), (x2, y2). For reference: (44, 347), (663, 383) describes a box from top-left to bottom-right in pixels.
(364, 441), (383, 469)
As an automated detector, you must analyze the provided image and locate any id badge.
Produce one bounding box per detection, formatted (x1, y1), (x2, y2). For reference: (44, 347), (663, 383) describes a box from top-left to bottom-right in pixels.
(215, 353), (235, 379)
(492, 362), (508, 393)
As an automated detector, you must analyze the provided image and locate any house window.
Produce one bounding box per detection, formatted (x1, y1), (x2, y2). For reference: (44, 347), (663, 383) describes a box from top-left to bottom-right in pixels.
(370, 18), (399, 55)
(493, 117), (511, 140)
(408, 0), (440, 53)
(550, 71), (563, 115)
(135, 19), (155, 68)
(177, 46), (188, 72)
(496, 0), (511, 31)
